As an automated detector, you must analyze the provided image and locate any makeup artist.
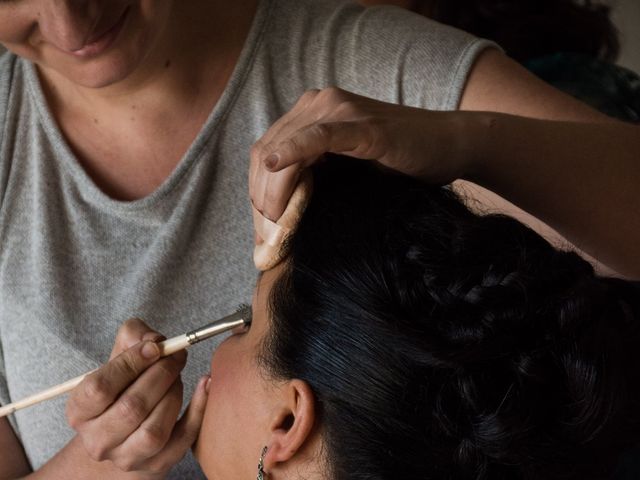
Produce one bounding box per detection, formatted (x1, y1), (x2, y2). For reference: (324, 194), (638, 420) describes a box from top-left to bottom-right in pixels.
(0, 1), (638, 479)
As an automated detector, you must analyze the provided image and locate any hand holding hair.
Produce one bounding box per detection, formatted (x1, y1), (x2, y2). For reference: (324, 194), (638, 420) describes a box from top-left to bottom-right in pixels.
(249, 86), (640, 279)
(249, 87), (471, 223)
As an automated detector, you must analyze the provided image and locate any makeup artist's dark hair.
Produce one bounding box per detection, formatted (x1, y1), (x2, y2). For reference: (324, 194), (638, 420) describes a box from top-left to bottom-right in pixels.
(410, 0), (619, 63)
(259, 155), (640, 480)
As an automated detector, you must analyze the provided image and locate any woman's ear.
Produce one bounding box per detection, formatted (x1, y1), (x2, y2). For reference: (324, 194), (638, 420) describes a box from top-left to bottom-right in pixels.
(263, 379), (316, 470)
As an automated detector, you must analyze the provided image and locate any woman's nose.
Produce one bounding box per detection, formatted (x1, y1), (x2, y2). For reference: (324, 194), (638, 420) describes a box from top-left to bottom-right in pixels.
(40, 0), (101, 52)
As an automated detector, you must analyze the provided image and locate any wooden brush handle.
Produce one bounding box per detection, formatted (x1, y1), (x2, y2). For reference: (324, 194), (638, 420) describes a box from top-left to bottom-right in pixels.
(0, 334), (191, 418)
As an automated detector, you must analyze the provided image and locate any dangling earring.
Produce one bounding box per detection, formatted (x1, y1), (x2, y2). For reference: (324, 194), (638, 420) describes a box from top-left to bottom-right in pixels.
(257, 446), (268, 480)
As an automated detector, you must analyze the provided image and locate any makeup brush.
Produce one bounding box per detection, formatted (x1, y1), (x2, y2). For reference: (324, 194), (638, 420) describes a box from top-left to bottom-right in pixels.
(0, 304), (252, 419)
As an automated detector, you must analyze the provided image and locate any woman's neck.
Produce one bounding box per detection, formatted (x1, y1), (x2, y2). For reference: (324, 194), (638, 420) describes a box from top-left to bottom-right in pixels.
(31, 0), (259, 201)
(271, 432), (327, 480)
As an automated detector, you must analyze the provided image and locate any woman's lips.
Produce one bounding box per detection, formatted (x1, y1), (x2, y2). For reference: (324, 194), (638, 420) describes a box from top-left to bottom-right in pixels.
(69, 8), (129, 58)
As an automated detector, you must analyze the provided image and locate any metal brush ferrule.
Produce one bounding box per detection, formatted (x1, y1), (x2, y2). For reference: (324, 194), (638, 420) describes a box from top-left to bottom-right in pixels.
(185, 304), (252, 346)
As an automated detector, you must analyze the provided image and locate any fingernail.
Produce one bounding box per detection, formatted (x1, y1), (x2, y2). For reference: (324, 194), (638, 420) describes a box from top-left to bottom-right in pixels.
(141, 341), (160, 359)
(205, 377), (212, 394)
(265, 153), (279, 170)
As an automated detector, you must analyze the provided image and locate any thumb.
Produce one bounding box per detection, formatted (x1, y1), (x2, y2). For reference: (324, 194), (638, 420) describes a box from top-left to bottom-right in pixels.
(158, 375), (210, 464)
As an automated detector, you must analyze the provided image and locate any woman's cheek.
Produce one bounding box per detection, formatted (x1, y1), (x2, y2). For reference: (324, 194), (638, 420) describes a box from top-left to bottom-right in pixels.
(209, 339), (243, 390)
(197, 339), (265, 479)
(195, 345), (242, 474)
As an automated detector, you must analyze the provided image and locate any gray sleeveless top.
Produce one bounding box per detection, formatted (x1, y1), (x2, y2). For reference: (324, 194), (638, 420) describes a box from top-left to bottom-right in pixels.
(0, 0), (493, 476)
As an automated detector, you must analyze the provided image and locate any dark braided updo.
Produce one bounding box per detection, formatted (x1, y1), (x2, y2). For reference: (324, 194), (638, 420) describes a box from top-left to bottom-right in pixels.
(259, 155), (640, 479)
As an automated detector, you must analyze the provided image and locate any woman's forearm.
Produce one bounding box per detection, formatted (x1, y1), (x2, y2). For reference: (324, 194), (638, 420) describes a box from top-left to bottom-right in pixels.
(17, 436), (154, 480)
(462, 112), (640, 279)
(0, 417), (31, 479)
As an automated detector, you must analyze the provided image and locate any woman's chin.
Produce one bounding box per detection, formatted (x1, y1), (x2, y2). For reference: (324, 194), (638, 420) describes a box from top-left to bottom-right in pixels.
(62, 57), (139, 89)
(55, 34), (154, 88)
(36, 27), (152, 90)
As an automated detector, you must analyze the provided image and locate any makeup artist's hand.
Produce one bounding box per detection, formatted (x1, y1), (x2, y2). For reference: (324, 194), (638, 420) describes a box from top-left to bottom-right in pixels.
(65, 318), (210, 479)
(250, 87), (471, 221)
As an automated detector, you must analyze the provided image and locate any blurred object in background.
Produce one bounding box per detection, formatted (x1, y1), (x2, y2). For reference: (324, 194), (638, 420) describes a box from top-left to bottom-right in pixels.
(526, 52), (640, 122)
(612, 0), (640, 74)
(360, 0), (640, 122)
(365, 0), (620, 62)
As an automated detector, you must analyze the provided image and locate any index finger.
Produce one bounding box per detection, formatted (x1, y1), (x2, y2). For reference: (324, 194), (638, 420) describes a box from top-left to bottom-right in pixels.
(252, 89), (320, 157)
(110, 318), (164, 359)
(249, 89), (320, 202)
(67, 340), (161, 426)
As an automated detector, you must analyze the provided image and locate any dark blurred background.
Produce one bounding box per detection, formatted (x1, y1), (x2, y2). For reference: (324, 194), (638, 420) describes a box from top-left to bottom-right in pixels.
(613, 0), (640, 73)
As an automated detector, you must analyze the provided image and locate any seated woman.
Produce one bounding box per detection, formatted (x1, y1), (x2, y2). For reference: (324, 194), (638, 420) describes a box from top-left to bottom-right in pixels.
(195, 156), (640, 480)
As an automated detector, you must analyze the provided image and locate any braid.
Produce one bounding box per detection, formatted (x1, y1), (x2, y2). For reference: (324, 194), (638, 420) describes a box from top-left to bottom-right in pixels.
(262, 156), (640, 479)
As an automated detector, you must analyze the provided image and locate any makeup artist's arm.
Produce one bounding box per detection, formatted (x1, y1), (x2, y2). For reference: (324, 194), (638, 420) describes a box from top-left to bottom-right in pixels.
(452, 114), (640, 279)
(0, 417), (31, 478)
(0, 319), (209, 480)
(249, 50), (640, 279)
(0, 412), (161, 480)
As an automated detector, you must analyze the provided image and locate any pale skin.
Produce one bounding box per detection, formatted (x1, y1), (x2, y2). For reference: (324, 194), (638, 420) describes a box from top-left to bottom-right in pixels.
(0, 0), (639, 479)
